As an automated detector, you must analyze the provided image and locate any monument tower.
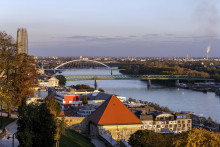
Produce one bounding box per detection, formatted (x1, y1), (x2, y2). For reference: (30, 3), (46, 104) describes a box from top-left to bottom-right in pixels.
(17, 28), (28, 54)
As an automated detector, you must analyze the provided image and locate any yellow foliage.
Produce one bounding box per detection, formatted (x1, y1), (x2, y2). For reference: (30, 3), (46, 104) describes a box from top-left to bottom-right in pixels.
(173, 128), (220, 147)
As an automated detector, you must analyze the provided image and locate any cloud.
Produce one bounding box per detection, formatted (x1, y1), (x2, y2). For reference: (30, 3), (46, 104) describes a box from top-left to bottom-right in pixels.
(66, 35), (94, 40)
(143, 34), (160, 37)
(65, 35), (131, 42)
(164, 33), (174, 36)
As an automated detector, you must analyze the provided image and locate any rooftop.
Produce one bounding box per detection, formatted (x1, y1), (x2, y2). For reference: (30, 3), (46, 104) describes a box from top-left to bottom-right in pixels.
(90, 95), (142, 125)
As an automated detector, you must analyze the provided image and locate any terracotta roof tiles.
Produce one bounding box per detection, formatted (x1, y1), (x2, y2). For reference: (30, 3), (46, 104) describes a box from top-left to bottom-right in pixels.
(90, 95), (142, 125)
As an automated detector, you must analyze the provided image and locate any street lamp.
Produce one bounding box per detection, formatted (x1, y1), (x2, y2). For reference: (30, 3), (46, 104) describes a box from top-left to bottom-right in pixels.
(7, 133), (16, 147)
(1, 99), (2, 129)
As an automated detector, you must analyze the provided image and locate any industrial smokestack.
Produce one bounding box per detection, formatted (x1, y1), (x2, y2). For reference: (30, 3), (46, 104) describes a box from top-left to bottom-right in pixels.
(207, 45), (211, 60)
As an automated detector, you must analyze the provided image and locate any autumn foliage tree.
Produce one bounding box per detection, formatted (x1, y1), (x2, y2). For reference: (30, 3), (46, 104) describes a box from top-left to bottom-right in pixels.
(129, 128), (220, 147)
(0, 31), (38, 118)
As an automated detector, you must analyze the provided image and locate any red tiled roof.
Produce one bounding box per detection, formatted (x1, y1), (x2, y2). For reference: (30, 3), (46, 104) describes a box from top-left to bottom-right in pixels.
(90, 95), (142, 125)
(59, 111), (65, 116)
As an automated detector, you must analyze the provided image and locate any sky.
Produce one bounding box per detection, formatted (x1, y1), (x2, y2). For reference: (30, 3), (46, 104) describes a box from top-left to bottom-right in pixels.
(1, 0), (220, 57)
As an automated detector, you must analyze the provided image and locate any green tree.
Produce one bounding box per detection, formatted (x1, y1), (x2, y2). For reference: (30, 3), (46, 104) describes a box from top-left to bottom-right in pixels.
(45, 97), (61, 117)
(98, 88), (105, 92)
(71, 84), (92, 90)
(16, 103), (57, 147)
(129, 130), (166, 147)
(55, 75), (66, 86)
(82, 95), (88, 105)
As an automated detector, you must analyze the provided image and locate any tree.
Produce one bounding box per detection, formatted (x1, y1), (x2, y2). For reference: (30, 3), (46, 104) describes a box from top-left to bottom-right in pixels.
(16, 103), (57, 147)
(129, 130), (166, 147)
(0, 31), (17, 118)
(98, 88), (105, 92)
(13, 53), (38, 106)
(70, 84), (92, 90)
(173, 128), (220, 147)
(0, 31), (38, 118)
(55, 75), (66, 86)
(45, 97), (61, 117)
(82, 95), (88, 105)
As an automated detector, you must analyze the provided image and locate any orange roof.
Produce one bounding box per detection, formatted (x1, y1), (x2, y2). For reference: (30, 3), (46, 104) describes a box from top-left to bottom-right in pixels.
(90, 95), (142, 125)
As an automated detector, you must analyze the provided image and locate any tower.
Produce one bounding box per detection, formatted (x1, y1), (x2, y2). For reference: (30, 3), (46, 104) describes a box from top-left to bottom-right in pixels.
(17, 28), (28, 54)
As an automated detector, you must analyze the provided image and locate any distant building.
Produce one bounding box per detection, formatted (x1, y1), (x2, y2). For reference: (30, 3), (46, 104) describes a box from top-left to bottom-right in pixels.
(130, 105), (156, 115)
(77, 105), (96, 117)
(26, 97), (44, 105)
(39, 76), (59, 87)
(89, 95), (143, 141)
(54, 92), (82, 110)
(71, 89), (100, 95)
(17, 28), (28, 54)
(140, 111), (192, 133)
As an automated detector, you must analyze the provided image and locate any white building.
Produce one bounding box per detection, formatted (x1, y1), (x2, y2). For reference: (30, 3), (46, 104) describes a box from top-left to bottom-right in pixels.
(26, 97), (44, 105)
(54, 92), (82, 110)
(39, 76), (59, 87)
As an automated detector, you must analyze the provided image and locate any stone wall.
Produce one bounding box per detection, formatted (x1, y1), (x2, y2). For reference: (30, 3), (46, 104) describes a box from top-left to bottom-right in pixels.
(57, 117), (89, 134)
(99, 124), (142, 141)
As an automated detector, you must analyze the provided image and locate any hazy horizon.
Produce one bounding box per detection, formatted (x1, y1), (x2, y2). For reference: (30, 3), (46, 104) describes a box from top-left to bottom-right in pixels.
(1, 0), (220, 57)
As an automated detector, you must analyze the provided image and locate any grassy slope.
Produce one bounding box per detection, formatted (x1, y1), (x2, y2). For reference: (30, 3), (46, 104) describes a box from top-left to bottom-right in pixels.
(57, 129), (94, 147)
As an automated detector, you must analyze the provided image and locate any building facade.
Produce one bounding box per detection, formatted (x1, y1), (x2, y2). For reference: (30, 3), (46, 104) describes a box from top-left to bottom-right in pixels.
(39, 76), (59, 87)
(140, 112), (192, 133)
(17, 28), (28, 54)
(54, 92), (82, 110)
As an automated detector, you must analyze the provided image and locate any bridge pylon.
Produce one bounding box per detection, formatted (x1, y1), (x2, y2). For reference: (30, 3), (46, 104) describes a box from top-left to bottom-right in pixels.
(147, 80), (151, 88)
(94, 79), (98, 89)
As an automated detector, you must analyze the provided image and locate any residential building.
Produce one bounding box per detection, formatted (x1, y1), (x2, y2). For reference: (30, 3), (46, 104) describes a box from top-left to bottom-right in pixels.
(89, 95), (143, 141)
(140, 111), (192, 133)
(130, 105), (156, 115)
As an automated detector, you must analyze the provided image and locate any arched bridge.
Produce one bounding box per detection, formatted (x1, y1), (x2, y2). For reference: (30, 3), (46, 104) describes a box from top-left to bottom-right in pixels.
(54, 59), (111, 69)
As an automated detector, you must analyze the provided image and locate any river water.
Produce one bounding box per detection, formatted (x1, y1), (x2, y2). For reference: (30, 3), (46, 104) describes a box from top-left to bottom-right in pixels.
(56, 69), (220, 122)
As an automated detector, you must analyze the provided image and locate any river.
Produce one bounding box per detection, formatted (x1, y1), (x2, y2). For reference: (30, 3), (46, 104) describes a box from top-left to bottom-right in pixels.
(56, 69), (220, 122)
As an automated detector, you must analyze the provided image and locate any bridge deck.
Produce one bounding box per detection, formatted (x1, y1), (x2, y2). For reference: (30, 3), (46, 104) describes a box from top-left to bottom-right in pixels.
(65, 75), (212, 81)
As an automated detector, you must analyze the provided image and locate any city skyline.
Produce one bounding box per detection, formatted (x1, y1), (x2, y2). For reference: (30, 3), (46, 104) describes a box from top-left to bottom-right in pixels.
(1, 0), (220, 57)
